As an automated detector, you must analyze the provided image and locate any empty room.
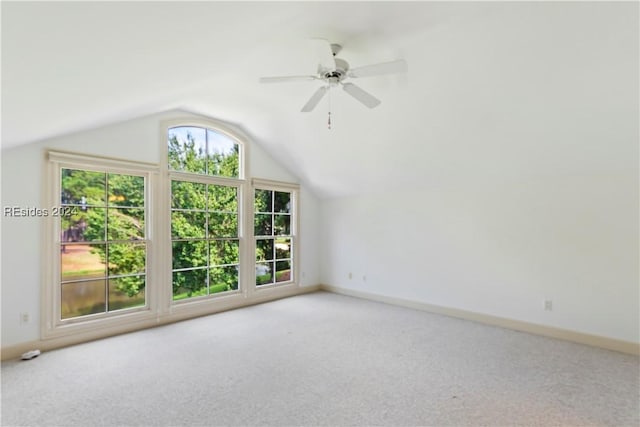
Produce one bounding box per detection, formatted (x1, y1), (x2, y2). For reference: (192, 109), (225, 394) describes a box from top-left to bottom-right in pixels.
(1, 1), (638, 426)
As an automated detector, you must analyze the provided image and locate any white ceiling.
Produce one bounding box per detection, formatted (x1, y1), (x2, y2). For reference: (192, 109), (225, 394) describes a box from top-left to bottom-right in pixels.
(2, 2), (637, 198)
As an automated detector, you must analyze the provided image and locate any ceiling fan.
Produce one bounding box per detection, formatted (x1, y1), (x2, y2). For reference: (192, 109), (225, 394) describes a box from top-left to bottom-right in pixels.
(259, 40), (408, 112)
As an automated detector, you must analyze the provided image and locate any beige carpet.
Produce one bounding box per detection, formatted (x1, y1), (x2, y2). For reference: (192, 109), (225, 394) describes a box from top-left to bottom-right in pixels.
(2, 291), (638, 426)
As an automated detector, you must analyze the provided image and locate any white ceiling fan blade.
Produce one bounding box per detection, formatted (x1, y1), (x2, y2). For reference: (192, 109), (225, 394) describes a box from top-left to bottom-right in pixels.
(259, 75), (318, 83)
(342, 83), (381, 108)
(301, 86), (329, 112)
(348, 59), (408, 78)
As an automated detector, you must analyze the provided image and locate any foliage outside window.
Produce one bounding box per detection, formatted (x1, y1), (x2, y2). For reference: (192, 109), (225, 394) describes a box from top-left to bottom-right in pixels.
(169, 126), (241, 301)
(60, 168), (146, 319)
(255, 189), (294, 286)
(45, 121), (300, 340)
(168, 126), (239, 177)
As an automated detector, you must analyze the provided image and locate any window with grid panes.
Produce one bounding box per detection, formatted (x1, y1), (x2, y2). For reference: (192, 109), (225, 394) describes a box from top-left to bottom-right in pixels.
(254, 189), (294, 286)
(168, 126), (242, 301)
(59, 168), (147, 319)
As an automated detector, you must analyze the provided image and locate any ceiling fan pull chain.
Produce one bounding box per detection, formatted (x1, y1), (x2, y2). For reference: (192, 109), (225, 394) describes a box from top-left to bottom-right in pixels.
(328, 89), (332, 129)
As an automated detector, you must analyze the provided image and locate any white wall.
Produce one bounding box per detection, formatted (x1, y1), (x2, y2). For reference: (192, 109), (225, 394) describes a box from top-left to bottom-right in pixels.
(321, 174), (639, 343)
(1, 110), (322, 348)
(2, 108), (635, 347)
(251, 133), (321, 288)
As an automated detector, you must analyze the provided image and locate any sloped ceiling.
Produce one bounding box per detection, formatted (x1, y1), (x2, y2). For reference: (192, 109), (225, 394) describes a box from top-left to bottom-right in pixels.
(2, 2), (637, 198)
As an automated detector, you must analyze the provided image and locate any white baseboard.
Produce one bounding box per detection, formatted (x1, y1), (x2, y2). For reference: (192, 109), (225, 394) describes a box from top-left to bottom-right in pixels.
(1, 284), (321, 361)
(4, 284), (636, 360)
(320, 284), (640, 356)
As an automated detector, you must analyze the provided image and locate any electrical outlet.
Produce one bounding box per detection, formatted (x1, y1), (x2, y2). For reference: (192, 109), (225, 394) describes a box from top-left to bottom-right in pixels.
(544, 300), (553, 311)
(20, 312), (29, 324)
(348, 272), (353, 280)
(362, 275), (367, 282)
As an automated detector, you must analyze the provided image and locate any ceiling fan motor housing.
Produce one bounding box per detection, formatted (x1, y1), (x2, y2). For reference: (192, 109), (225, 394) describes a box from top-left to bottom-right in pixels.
(323, 58), (350, 83)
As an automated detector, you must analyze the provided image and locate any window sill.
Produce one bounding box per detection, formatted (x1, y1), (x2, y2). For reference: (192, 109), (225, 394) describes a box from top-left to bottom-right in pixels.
(42, 307), (157, 341)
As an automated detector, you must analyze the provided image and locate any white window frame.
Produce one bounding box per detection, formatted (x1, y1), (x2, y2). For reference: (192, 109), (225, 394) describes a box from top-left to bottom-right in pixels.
(252, 178), (300, 293)
(42, 151), (159, 339)
(160, 118), (253, 313)
(168, 174), (244, 303)
(41, 116), (302, 342)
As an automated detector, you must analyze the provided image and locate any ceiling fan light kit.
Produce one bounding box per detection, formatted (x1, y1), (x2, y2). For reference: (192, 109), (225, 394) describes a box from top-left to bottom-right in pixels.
(259, 40), (407, 116)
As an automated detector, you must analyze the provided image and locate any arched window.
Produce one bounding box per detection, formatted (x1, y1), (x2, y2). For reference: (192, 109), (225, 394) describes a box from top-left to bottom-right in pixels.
(167, 124), (245, 302)
(43, 116), (299, 342)
(168, 126), (241, 178)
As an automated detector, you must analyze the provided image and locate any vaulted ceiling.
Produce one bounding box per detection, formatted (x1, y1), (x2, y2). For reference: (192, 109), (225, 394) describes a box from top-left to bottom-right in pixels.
(2, 2), (637, 198)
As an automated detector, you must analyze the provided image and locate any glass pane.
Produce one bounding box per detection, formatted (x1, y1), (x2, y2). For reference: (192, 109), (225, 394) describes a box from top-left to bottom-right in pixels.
(209, 265), (239, 293)
(61, 280), (106, 319)
(172, 240), (208, 270)
(107, 174), (144, 207)
(274, 214), (291, 236)
(208, 185), (238, 213)
(168, 127), (207, 174)
(276, 260), (292, 283)
(107, 208), (145, 241)
(107, 243), (146, 276)
(256, 239), (274, 261)
(207, 129), (240, 178)
(61, 208), (106, 242)
(255, 214), (272, 236)
(171, 181), (206, 210)
(210, 239), (239, 266)
(61, 169), (105, 207)
(108, 276), (145, 311)
(171, 211), (206, 239)
(254, 189), (272, 213)
(275, 238), (291, 259)
(208, 213), (238, 237)
(172, 269), (208, 301)
(256, 262), (274, 286)
(61, 243), (106, 281)
(274, 191), (291, 213)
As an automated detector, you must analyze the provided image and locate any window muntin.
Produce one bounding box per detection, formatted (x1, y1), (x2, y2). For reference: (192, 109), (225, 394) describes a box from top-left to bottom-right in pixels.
(59, 168), (147, 319)
(168, 126), (240, 178)
(255, 189), (293, 286)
